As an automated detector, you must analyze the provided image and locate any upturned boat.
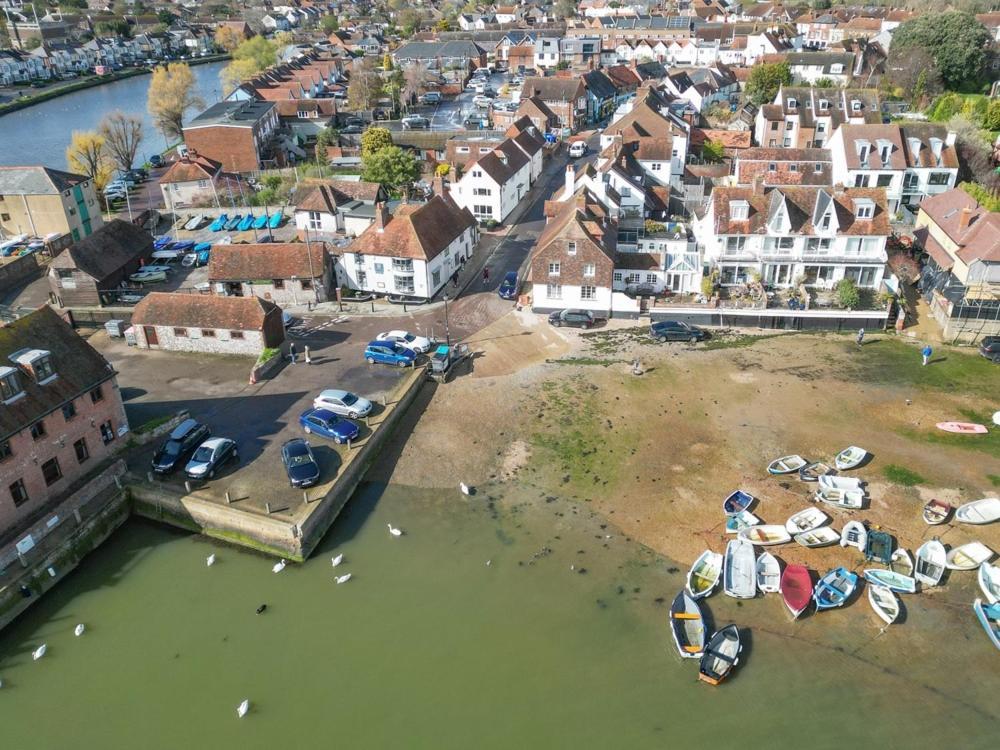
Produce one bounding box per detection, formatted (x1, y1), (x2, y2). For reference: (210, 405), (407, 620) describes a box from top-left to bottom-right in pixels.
(781, 565), (812, 618)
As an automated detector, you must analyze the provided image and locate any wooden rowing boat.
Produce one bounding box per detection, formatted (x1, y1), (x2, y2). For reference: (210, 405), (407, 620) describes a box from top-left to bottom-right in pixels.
(922, 499), (952, 525)
(738, 524), (791, 546)
(799, 461), (834, 482)
(868, 584), (900, 625)
(794, 526), (841, 548)
(781, 565), (812, 618)
(685, 550), (723, 600)
(669, 591), (706, 659)
(698, 625), (742, 685)
(767, 455), (807, 475)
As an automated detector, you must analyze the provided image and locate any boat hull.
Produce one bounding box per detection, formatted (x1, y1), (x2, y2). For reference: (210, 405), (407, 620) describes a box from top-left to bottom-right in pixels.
(723, 539), (757, 599)
(686, 550), (723, 600)
(669, 591), (706, 659)
(698, 625), (742, 685)
(781, 565), (812, 618)
(915, 541), (946, 587)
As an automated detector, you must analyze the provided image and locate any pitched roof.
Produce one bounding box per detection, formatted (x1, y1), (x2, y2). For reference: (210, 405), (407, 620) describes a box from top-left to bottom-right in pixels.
(295, 183), (339, 214)
(160, 155), (221, 184)
(918, 189), (1000, 265)
(49, 220), (153, 280)
(522, 76), (585, 102)
(0, 306), (116, 442)
(208, 243), (328, 281)
(353, 196), (476, 261)
(132, 292), (279, 331)
(0, 166), (89, 194)
(313, 178), (385, 202)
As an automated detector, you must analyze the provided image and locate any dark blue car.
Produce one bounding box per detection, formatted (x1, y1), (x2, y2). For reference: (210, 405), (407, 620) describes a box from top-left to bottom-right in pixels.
(281, 438), (320, 488)
(498, 271), (519, 300)
(299, 408), (360, 444)
(364, 340), (417, 367)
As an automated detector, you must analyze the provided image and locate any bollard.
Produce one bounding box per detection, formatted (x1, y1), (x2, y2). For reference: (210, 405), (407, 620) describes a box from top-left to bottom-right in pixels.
(302, 491), (309, 504)
(266, 502), (272, 515)
(73, 508), (82, 524)
(225, 491), (231, 504)
(347, 438), (352, 450)
(304, 345), (311, 364)
(184, 481), (192, 493)
(147, 471), (154, 483)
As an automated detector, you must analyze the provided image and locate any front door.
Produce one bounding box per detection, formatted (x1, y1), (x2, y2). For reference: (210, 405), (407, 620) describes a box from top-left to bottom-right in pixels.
(144, 326), (159, 346)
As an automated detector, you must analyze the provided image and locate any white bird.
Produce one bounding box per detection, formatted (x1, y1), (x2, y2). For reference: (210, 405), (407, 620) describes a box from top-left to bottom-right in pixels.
(460, 482), (472, 495)
(387, 523), (402, 537)
(331, 553), (344, 567)
(74, 624), (85, 637)
(336, 573), (352, 584)
(486, 559), (492, 567)
(32, 644), (47, 661)
(206, 553), (216, 567)
(237, 699), (250, 718)
(272, 559), (287, 573)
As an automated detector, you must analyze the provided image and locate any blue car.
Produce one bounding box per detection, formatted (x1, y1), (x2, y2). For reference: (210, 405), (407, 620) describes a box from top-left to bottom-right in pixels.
(498, 271), (519, 300)
(364, 340), (417, 367)
(299, 408), (360, 444)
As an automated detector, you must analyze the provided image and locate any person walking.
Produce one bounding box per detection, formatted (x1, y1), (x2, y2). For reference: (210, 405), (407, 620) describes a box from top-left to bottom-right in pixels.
(482, 267), (490, 285)
(289, 341), (297, 364)
(921, 343), (932, 366)
(856, 328), (865, 348)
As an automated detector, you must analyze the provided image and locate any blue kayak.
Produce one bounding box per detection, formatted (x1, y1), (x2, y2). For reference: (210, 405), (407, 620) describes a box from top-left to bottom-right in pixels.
(153, 235), (173, 249)
(197, 249), (211, 265)
(225, 214), (243, 231)
(193, 242), (211, 252)
(237, 214), (255, 232)
(267, 212), (283, 229)
(253, 213), (269, 230)
(210, 214), (228, 231)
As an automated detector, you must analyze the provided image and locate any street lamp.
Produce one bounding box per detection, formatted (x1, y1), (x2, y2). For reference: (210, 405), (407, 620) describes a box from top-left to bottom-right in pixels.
(442, 293), (451, 347)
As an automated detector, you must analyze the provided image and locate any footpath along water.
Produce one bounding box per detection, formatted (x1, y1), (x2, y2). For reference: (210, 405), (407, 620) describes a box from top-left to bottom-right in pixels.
(0, 61), (226, 168)
(0, 482), (997, 749)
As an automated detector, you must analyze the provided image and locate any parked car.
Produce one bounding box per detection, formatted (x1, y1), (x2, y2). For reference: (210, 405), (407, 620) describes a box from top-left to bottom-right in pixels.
(472, 95), (494, 108)
(151, 418), (210, 474)
(418, 91), (442, 105)
(125, 169), (146, 182)
(345, 116), (366, 127)
(375, 329), (432, 354)
(498, 271), (520, 300)
(184, 437), (238, 480)
(980, 336), (1000, 362)
(299, 407), (360, 444)
(149, 154), (164, 168)
(313, 389), (373, 419)
(372, 108), (390, 121)
(364, 340), (417, 367)
(140, 264), (174, 274)
(401, 115), (430, 129)
(568, 141), (588, 158)
(281, 438), (321, 488)
(464, 115), (491, 130)
(129, 269), (167, 284)
(649, 320), (707, 343)
(548, 309), (597, 329)
(341, 124), (364, 134)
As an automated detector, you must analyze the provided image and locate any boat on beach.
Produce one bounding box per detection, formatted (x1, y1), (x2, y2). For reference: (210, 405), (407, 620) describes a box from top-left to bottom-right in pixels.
(781, 565), (812, 618)
(868, 585), (900, 625)
(863, 568), (917, 594)
(723, 490), (755, 516)
(669, 591), (706, 659)
(973, 599), (1000, 651)
(955, 498), (1000, 525)
(936, 422), (988, 434)
(946, 542), (994, 570)
(686, 550), (723, 599)
(890, 548), (914, 577)
(834, 446), (868, 471)
(794, 526), (841, 548)
(915, 540), (946, 587)
(818, 475), (863, 492)
(756, 552), (781, 593)
(799, 461), (834, 482)
(725, 509), (761, 534)
(815, 487), (865, 510)
(738, 525), (791, 546)
(785, 507), (828, 535)
(840, 520), (867, 551)
(813, 567), (858, 611)
(767, 455), (807, 475)
(723, 539), (757, 599)
(922, 499), (952, 525)
(698, 625), (742, 685)
(979, 562), (1000, 604)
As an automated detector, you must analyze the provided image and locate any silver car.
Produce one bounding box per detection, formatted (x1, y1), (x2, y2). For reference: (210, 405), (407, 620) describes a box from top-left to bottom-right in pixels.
(313, 389), (373, 419)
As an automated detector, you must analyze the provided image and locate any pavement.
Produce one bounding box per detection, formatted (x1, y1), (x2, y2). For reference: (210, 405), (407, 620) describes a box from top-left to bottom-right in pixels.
(382, 70), (514, 132)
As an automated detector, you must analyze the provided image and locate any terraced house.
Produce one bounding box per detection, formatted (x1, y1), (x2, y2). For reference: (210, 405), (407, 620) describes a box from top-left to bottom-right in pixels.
(0, 166), (102, 242)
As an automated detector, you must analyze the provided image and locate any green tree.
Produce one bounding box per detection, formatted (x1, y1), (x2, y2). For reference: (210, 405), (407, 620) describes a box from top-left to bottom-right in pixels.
(321, 15), (340, 33)
(382, 53), (393, 71)
(701, 140), (724, 163)
(361, 127), (394, 158)
(982, 99), (1000, 131)
(836, 279), (860, 310)
(436, 18), (451, 31)
(745, 61), (791, 106)
(892, 12), (991, 90)
(157, 9), (176, 25)
(361, 145), (420, 191)
(221, 36), (279, 90)
(315, 126), (339, 162)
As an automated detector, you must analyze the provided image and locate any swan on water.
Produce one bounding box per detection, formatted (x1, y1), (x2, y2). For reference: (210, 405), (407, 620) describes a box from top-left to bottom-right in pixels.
(331, 553), (344, 567)
(206, 554), (216, 567)
(460, 482), (472, 495)
(74, 624), (85, 637)
(237, 699), (250, 718)
(32, 644), (47, 660)
(272, 559), (287, 573)
(486, 560), (492, 567)
(336, 573), (352, 584)
(387, 524), (402, 537)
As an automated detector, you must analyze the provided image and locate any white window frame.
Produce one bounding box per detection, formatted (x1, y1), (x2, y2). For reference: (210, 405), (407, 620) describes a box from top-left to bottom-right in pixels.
(548, 261), (560, 276)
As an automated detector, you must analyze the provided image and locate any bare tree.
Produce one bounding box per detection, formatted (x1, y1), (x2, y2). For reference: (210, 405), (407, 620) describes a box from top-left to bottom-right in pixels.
(402, 61), (429, 109)
(347, 58), (382, 112)
(99, 112), (144, 172)
(885, 47), (942, 107)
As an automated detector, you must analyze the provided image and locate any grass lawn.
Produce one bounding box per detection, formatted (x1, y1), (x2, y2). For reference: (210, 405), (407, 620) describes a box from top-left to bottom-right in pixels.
(849, 337), (999, 392)
(882, 464), (926, 486)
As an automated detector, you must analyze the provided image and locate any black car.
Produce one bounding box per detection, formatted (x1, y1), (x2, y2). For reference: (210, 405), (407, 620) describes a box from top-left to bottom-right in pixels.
(650, 320), (707, 343)
(548, 309), (596, 329)
(281, 438), (321, 488)
(372, 108), (390, 121)
(151, 418), (210, 474)
(149, 154), (164, 168)
(498, 271), (519, 300)
(980, 336), (1000, 363)
(341, 124), (364, 134)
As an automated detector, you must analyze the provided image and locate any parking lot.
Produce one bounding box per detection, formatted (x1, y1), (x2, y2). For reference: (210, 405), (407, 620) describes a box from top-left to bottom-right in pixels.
(388, 69), (519, 132)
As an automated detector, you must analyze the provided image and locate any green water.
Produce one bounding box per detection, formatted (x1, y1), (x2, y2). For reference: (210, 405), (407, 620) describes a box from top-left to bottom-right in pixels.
(1, 484), (997, 748)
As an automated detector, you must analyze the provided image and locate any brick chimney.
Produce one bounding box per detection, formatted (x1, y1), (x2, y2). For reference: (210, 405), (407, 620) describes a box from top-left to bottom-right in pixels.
(565, 163), (575, 197)
(753, 173), (766, 196)
(432, 174), (445, 197)
(375, 201), (388, 232)
(958, 206), (973, 233)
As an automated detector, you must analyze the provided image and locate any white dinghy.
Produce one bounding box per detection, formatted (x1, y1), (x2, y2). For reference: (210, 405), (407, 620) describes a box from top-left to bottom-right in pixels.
(756, 552), (781, 594)
(785, 507), (828, 535)
(237, 699), (250, 718)
(840, 520), (867, 552)
(685, 550), (723, 600)
(914, 540), (946, 587)
(867, 585), (900, 626)
(946, 542), (994, 571)
(978, 562), (1000, 604)
(955, 498), (1000, 525)
(834, 446), (868, 471)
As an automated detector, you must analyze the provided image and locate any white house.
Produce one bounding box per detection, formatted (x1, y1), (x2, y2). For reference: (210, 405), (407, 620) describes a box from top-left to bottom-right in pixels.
(693, 183), (890, 290)
(338, 196), (478, 299)
(293, 179), (389, 237)
(449, 139), (531, 224)
(534, 37), (561, 69)
(826, 123), (959, 217)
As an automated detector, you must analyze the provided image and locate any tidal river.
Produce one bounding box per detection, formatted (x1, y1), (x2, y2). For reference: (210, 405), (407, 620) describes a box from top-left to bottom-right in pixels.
(0, 61), (226, 168)
(0, 482), (996, 748)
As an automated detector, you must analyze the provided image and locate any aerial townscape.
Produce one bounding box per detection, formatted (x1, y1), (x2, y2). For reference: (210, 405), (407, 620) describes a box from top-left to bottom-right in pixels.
(0, 0), (998, 744)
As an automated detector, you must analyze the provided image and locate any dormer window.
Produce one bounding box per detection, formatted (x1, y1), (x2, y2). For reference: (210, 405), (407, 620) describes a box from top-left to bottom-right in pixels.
(830, 64), (843, 74)
(929, 137), (943, 166)
(730, 199), (749, 221)
(854, 198), (875, 220)
(0, 366), (23, 404)
(856, 141), (870, 166)
(9, 348), (57, 385)
(787, 97), (797, 110)
(819, 98), (829, 111)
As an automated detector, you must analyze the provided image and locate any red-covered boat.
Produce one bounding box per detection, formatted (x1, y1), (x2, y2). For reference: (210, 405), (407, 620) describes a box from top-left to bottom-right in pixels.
(781, 564), (812, 619)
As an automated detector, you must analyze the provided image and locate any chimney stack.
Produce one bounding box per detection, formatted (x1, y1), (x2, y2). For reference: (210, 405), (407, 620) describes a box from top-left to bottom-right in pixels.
(565, 163), (575, 197)
(375, 201), (389, 232)
(432, 174), (445, 197)
(753, 173), (766, 196)
(958, 206), (973, 233)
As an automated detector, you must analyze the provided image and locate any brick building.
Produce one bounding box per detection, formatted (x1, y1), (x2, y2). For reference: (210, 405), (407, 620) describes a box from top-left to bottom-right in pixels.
(0, 307), (129, 535)
(182, 100), (280, 174)
(131, 292), (285, 356)
(734, 147), (834, 187)
(208, 242), (333, 304)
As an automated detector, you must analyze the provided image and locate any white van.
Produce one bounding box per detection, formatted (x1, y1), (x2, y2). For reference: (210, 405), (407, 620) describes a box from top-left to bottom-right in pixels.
(568, 141), (588, 158)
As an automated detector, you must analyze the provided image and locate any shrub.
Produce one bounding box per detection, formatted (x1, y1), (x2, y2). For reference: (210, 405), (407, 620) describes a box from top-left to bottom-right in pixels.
(643, 219), (666, 234)
(434, 163), (451, 177)
(836, 278), (860, 309)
